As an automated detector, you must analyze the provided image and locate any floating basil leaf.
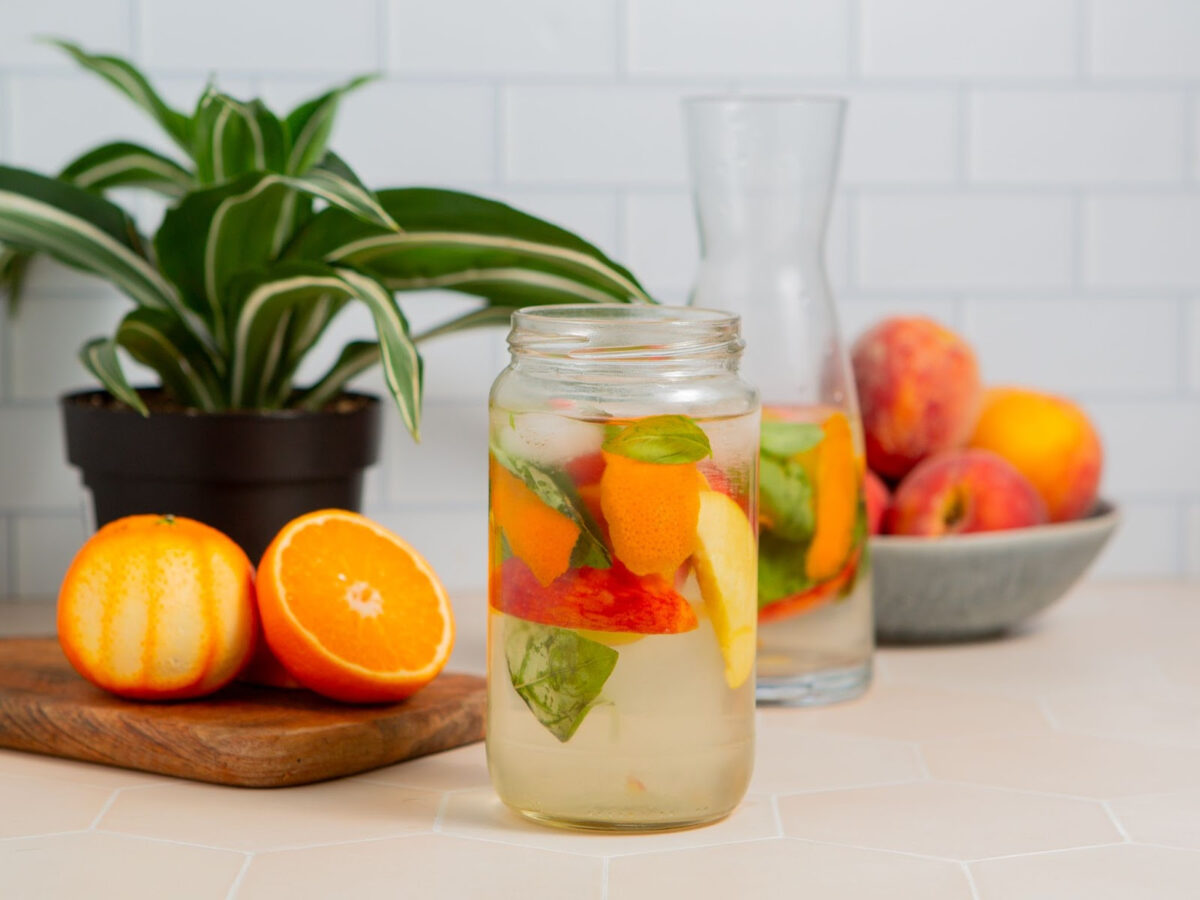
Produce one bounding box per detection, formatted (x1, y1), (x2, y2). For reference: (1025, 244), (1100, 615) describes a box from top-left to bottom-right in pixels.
(491, 444), (611, 569)
(759, 455), (815, 542)
(757, 530), (814, 609)
(505, 619), (619, 742)
(760, 421), (825, 458)
(602, 415), (712, 464)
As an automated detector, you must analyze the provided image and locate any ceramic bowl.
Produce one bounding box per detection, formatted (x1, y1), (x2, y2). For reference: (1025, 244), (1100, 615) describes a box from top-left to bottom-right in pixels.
(871, 500), (1120, 643)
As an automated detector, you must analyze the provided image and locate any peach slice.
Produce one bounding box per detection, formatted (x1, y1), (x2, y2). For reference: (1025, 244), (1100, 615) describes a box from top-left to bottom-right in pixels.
(692, 490), (757, 689)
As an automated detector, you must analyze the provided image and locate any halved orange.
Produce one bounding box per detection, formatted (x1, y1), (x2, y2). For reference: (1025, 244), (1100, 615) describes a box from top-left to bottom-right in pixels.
(256, 510), (455, 703)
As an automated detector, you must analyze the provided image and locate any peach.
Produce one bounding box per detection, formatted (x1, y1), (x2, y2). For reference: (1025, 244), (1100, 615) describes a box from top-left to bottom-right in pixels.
(864, 469), (890, 535)
(851, 317), (983, 481)
(968, 387), (1103, 522)
(886, 449), (1048, 536)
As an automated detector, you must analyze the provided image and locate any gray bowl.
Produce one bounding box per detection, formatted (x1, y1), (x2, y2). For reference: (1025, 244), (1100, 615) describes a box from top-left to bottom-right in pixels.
(871, 500), (1120, 643)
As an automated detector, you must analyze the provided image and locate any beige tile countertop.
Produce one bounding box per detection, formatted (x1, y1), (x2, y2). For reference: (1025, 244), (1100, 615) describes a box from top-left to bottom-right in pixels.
(2, 580), (1199, 899)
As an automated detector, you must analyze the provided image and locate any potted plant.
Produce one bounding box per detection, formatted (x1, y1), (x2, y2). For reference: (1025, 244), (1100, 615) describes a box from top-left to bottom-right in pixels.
(0, 42), (652, 559)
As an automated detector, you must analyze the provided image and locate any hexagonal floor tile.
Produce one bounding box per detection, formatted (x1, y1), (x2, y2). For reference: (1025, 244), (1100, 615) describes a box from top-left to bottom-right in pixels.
(758, 683), (1051, 742)
(438, 788), (777, 856)
(778, 782), (1117, 860)
(608, 838), (974, 900)
(971, 844), (1200, 899)
(360, 743), (491, 792)
(881, 635), (1170, 699)
(1109, 789), (1200, 850)
(922, 733), (1200, 798)
(0, 750), (165, 790)
(750, 729), (922, 794)
(239, 833), (603, 900)
(0, 831), (244, 900)
(0, 773), (112, 838)
(1044, 687), (1200, 747)
(97, 778), (441, 850)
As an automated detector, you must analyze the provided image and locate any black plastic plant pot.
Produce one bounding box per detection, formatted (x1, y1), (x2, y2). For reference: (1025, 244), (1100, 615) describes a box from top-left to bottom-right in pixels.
(60, 390), (382, 564)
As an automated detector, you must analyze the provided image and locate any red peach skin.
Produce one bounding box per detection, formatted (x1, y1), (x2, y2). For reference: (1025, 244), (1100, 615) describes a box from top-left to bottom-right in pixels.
(886, 449), (1048, 536)
(852, 318), (982, 481)
(865, 470), (890, 535)
(493, 557), (699, 634)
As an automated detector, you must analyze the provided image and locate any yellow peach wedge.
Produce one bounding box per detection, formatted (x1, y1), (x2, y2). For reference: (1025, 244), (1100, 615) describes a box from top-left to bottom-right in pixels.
(691, 490), (756, 689)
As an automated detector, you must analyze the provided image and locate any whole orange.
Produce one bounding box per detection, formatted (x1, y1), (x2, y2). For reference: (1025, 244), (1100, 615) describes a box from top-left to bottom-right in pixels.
(968, 387), (1103, 522)
(58, 515), (258, 700)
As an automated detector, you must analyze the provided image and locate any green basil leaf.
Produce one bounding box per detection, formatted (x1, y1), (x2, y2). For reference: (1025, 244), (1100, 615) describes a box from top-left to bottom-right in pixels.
(761, 421), (825, 458)
(601, 415), (711, 464)
(757, 530), (813, 609)
(505, 619), (618, 742)
(491, 445), (611, 569)
(760, 456), (815, 542)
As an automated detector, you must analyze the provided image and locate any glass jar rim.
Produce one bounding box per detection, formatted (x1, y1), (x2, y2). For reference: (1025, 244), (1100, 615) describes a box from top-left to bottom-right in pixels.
(509, 304), (743, 363)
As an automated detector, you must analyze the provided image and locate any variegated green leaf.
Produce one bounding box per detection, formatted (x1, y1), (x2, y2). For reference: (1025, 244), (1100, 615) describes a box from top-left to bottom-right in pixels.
(156, 170), (399, 348)
(0, 245), (31, 311)
(60, 141), (193, 197)
(295, 340), (379, 411)
(286, 188), (653, 307)
(285, 74), (375, 175)
(225, 263), (421, 434)
(0, 166), (185, 314)
(115, 308), (223, 411)
(193, 89), (287, 184)
(413, 304), (516, 342)
(300, 153), (397, 232)
(337, 268), (423, 438)
(79, 337), (148, 415)
(49, 39), (191, 154)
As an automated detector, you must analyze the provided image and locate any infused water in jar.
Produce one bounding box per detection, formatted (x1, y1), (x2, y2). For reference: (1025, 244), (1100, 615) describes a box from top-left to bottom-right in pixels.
(487, 305), (759, 830)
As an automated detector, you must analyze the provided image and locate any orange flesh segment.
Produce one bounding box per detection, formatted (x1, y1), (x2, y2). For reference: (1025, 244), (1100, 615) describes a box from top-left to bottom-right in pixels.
(805, 412), (859, 582)
(491, 462), (580, 586)
(276, 518), (446, 673)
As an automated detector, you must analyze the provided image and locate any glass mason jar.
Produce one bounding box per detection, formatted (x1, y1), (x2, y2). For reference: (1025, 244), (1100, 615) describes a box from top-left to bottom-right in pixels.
(685, 95), (873, 707)
(487, 305), (760, 831)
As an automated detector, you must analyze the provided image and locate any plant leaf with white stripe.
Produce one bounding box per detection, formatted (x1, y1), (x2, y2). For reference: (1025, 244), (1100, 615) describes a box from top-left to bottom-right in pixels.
(0, 166), (184, 313)
(193, 90), (287, 185)
(296, 340), (380, 411)
(115, 308), (224, 411)
(49, 39), (192, 155)
(286, 188), (654, 307)
(60, 142), (194, 197)
(225, 263), (421, 434)
(156, 171), (399, 348)
(284, 74), (375, 175)
(413, 304), (517, 342)
(79, 337), (148, 415)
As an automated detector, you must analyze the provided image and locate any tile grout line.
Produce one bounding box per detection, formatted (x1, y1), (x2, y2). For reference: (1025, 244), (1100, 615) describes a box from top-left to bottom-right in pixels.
(492, 82), (506, 188)
(614, 0), (629, 83)
(86, 787), (123, 830)
(1100, 800), (1133, 842)
(375, 0), (390, 73)
(768, 793), (784, 837)
(1074, 0), (1091, 80)
(128, 0), (142, 61)
(224, 853), (254, 900)
(966, 839), (1128, 865)
(961, 861), (982, 900)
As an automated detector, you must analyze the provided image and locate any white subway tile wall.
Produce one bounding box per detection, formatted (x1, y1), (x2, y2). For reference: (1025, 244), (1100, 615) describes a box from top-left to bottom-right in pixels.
(0, 0), (1196, 592)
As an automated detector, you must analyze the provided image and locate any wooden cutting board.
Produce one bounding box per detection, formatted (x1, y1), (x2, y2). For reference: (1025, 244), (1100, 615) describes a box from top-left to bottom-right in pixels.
(0, 638), (485, 787)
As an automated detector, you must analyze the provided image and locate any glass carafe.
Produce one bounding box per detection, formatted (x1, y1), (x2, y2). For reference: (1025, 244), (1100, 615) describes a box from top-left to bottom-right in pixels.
(685, 96), (872, 706)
